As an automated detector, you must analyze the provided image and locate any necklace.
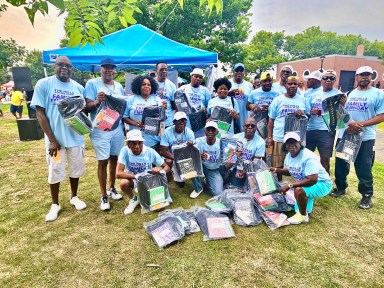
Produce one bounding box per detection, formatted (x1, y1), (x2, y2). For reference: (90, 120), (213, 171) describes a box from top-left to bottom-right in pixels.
(173, 128), (186, 144)
(103, 81), (116, 95)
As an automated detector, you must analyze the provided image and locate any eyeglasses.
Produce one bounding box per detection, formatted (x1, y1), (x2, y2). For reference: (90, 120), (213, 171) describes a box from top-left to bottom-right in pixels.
(244, 124), (256, 128)
(322, 76), (336, 81)
(56, 62), (72, 69)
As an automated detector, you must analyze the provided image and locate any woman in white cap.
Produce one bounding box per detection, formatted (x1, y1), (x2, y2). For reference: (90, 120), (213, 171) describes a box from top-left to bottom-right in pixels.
(123, 75), (167, 151)
(116, 130), (170, 215)
(269, 132), (332, 224)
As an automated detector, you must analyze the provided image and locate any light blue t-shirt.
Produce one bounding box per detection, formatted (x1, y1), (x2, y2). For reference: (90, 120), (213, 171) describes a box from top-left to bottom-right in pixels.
(84, 77), (125, 121)
(207, 96), (239, 135)
(234, 132), (266, 160)
(272, 82), (303, 97)
(160, 126), (195, 151)
(118, 145), (164, 174)
(248, 87), (280, 107)
(306, 88), (341, 131)
(196, 136), (221, 170)
(284, 148), (332, 185)
(303, 86), (322, 100)
(31, 75), (84, 148)
(155, 79), (176, 127)
(229, 79), (253, 132)
(177, 84), (211, 131)
(339, 87), (384, 141)
(268, 94), (307, 142)
(123, 94), (163, 147)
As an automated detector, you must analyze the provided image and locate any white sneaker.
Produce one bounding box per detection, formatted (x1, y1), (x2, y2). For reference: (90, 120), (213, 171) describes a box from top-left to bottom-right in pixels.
(100, 196), (110, 211)
(124, 197), (139, 215)
(45, 204), (61, 222)
(107, 187), (123, 200)
(287, 212), (309, 225)
(70, 196), (87, 210)
(190, 189), (203, 199)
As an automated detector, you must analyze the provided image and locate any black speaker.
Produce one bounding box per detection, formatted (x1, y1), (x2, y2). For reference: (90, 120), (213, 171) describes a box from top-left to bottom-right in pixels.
(12, 67), (33, 92)
(17, 119), (44, 141)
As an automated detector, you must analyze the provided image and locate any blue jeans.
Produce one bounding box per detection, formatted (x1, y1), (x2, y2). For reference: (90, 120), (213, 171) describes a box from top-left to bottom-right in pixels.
(191, 166), (224, 196)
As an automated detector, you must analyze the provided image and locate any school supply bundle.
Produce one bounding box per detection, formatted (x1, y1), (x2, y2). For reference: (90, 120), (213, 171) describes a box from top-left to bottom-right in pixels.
(211, 106), (232, 136)
(321, 93), (351, 132)
(220, 137), (243, 164)
(250, 111), (268, 139)
(284, 114), (308, 145)
(141, 106), (166, 136)
(174, 90), (193, 114)
(173, 143), (204, 181)
(335, 131), (363, 163)
(93, 94), (127, 131)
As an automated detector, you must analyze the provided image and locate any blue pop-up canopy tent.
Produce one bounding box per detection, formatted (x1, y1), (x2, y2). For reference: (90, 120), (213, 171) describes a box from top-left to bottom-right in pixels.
(42, 24), (218, 72)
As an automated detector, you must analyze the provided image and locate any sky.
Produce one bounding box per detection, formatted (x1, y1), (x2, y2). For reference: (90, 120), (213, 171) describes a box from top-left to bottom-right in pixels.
(0, 0), (383, 51)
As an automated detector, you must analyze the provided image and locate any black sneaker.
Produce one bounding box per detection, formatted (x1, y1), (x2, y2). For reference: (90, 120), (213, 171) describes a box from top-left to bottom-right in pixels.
(175, 181), (185, 188)
(330, 188), (346, 197)
(359, 194), (372, 209)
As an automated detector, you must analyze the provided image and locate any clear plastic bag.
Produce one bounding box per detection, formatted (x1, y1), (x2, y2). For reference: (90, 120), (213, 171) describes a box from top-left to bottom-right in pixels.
(174, 90), (193, 114)
(335, 131), (363, 163)
(158, 208), (193, 235)
(194, 207), (235, 241)
(141, 106), (166, 136)
(254, 202), (290, 230)
(211, 106), (232, 135)
(253, 192), (291, 212)
(136, 171), (170, 212)
(184, 207), (201, 233)
(255, 169), (281, 196)
(226, 193), (262, 227)
(144, 215), (185, 249)
(93, 94), (127, 131)
(321, 93), (351, 132)
(189, 110), (207, 132)
(243, 159), (269, 173)
(220, 137), (243, 165)
(57, 96), (93, 135)
(250, 111), (269, 139)
(172, 143), (204, 181)
(284, 114), (308, 146)
(205, 194), (233, 214)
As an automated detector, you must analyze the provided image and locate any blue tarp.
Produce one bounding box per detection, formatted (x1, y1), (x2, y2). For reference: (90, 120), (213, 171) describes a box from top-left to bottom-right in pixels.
(42, 24), (218, 72)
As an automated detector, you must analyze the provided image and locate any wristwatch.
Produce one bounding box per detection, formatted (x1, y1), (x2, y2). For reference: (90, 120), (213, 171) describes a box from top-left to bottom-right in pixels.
(288, 183), (294, 189)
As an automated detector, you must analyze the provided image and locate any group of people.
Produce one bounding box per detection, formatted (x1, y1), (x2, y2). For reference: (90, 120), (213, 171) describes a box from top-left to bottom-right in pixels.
(31, 55), (384, 225)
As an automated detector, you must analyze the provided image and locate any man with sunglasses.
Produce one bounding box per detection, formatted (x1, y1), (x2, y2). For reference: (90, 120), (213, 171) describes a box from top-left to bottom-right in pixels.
(305, 70), (341, 174)
(155, 62), (176, 129)
(160, 112), (202, 197)
(332, 66), (384, 209)
(84, 58), (126, 211)
(176, 68), (211, 137)
(267, 76), (307, 180)
(228, 63), (253, 132)
(31, 56), (87, 222)
(226, 117), (265, 188)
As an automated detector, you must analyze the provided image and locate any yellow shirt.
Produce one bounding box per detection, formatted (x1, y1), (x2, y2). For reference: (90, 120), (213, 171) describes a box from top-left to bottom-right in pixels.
(11, 91), (24, 106)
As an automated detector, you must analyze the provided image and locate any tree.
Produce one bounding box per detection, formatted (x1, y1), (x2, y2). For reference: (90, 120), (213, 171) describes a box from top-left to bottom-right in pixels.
(24, 50), (53, 86)
(4, 0), (224, 47)
(0, 37), (27, 83)
(244, 31), (286, 74)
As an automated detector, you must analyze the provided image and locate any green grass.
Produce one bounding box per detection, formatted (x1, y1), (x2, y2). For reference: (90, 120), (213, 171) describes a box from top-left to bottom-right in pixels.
(0, 120), (384, 287)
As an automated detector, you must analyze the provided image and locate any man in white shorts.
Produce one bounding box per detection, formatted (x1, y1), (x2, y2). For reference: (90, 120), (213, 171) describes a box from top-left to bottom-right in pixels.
(32, 56), (87, 222)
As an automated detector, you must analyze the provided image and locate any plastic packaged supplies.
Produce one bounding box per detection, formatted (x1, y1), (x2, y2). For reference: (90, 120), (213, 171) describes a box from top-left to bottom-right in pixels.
(141, 106), (166, 136)
(189, 110), (207, 132)
(253, 202), (290, 230)
(255, 170), (280, 196)
(335, 131), (363, 163)
(284, 114), (308, 146)
(174, 90), (193, 114)
(172, 143), (204, 181)
(93, 94), (127, 131)
(158, 208), (194, 235)
(205, 194), (233, 214)
(210, 106), (232, 136)
(220, 137), (243, 164)
(136, 171), (170, 212)
(244, 159), (270, 193)
(253, 192), (291, 212)
(250, 111), (268, 139)
(226, 193), (262, 227)
(322, 93), (351, 132)
(57, 96), (93, 135)
(194, 207), (235, 241)
(143, 215), (185, 249)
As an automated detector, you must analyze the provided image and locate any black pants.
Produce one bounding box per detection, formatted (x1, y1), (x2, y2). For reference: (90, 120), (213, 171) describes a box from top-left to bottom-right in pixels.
(335, 140), (375, 195)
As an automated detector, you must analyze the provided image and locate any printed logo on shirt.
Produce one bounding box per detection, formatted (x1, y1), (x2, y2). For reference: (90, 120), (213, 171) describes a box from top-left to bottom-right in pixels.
(133, 103), (146, 115)
(203, 150), (219, 164)
(234, 94), (245, 101)
(128, 162), (148, 174)
(287, 166), (305, 181)
(242, 148), (254, 161)
(254, 95), (274, 106)
(156, 89), (169, 100)
(345, 97), (368, 112)
(279, 104), (300, 117)
(188, 92), (202, 107)
(51, 89), (75, 105)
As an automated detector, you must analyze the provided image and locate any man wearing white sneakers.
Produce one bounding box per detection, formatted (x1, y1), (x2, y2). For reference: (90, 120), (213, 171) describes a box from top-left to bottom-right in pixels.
(116, 130), (170, 215)
(32, 56), (87, 222)
(85, 58), (125, 211)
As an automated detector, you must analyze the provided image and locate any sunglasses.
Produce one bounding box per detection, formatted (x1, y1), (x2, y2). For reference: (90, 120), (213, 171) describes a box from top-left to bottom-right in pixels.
(56, 62), (73, 69)
(244, 124), (256, 128)
(322, 76), (336, 81)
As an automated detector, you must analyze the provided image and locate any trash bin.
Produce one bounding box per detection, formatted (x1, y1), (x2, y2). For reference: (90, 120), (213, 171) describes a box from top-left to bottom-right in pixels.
(16, 118), (44, 141)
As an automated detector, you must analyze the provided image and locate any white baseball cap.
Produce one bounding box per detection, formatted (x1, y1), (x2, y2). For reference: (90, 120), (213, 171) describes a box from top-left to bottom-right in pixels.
(356, 66), (373, 75)
(125, 130), (145, 142)
(281, 65), (293, 72)
(205, 121), (218, 130)
(174, 111), (187, 121)
(304, 71), (322, 81)
(190, 68), (205, 77)
(283, 132), (301, 143)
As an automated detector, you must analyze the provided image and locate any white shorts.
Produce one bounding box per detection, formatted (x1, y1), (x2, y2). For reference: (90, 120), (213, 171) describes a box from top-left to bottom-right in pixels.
(46, 146), (86, 184)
